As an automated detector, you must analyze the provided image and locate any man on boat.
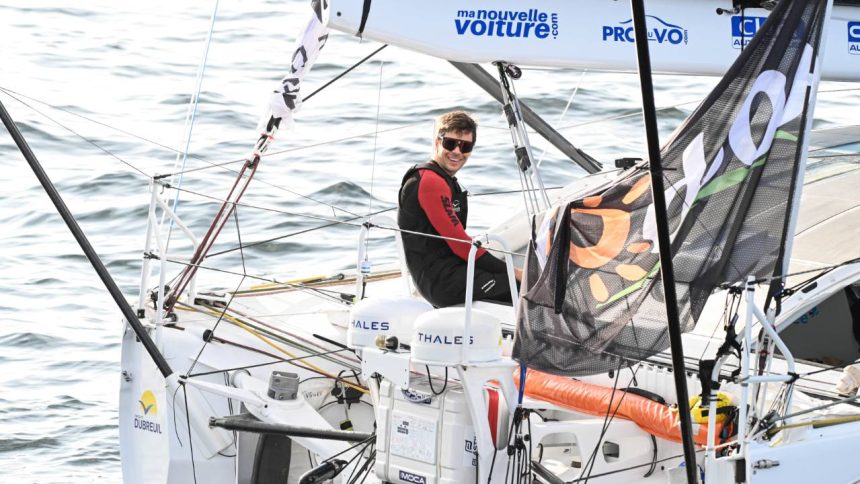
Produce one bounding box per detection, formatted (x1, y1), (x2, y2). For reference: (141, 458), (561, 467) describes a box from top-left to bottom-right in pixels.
(398, 111), (521, 308)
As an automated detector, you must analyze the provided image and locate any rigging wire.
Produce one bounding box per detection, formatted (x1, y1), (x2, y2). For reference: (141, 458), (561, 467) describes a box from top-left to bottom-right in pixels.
(164, 184), (526, 258)
(205, 186), (562, 259)
(208, 303), (361, 365)
(162, 256), (350, 303)
(302, 44), (388, 104)
(6, 77), (856, 180)
(535, 69), (587, 168)
(165, 0), (221, 252)
(233, 207), (247, 274)
(319, 435), (376, 466)
(191, 303), (361, 370)
(367, 59), (384, 217)
(186, 272), (248, 376)
(0, 85), (186, 158)
(11, 74), (850, 287)
(182, 303), (368, 393)
(351, 449), (376, 484)
(753, 255), (860, 286)
(163, 121), (424, 178)
(159, 42), (392, 241)
(798, 356), (860, 378)
(0, 88), (150, 178)
(186, 347), (353, 378)
(1, 60), (405, 222)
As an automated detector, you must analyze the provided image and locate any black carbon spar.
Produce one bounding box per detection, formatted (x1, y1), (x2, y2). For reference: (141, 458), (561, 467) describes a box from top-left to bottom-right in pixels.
(0, 99), (174, 378)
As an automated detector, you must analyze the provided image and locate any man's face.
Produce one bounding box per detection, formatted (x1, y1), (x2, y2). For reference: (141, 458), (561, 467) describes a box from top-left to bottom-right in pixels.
(433, 129), (474, 177)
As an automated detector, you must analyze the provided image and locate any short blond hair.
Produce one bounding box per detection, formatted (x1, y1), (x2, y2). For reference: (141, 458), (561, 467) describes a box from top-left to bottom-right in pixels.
(435, 111), (477, 144)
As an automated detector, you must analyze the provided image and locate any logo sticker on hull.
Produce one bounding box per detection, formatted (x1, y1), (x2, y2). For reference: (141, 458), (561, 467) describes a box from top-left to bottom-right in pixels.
(731, 16), (767, 49)
(602, 15), (688, 46)
(849, 21), (860, 55)
(133, 389), (162, 434)
(454, 9), (559, 39)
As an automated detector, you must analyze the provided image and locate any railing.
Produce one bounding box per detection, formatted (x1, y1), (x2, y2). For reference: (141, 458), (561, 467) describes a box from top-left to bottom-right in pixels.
(354, 214), (411, 301)
(704, 276), (797, 470)
(137, 180), (200, 325)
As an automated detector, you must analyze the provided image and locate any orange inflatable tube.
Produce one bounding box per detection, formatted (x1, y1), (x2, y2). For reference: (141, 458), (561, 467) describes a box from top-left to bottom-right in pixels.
(516, 369), (723, 446)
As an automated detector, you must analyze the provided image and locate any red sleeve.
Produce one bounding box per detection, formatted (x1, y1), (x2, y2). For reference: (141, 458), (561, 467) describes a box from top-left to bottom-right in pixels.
(417, 170), (489, 262)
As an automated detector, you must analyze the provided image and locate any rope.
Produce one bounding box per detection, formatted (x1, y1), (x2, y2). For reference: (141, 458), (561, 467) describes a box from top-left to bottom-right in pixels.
(186, 347), (353, 378)
(185, 303), (368, 393)
(161, 256), (351, 304)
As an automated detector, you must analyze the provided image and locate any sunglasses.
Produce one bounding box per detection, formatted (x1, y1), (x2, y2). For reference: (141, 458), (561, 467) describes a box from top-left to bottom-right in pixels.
(438, 135), (474, 153)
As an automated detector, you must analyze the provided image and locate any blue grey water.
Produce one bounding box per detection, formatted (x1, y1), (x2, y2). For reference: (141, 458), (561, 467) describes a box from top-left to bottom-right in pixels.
(0, 1), (856, 482)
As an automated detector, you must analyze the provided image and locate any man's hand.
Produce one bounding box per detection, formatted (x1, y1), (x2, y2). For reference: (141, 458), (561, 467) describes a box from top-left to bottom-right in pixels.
(514, 267), (523, 282)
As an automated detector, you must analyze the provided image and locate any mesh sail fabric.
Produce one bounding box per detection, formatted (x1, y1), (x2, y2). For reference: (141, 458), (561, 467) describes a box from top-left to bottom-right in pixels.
(514, 0), (828, 376)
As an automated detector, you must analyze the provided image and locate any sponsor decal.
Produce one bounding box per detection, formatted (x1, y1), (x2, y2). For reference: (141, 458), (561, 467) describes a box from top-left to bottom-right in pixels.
(399, 470), (427, 484)
(396, 420), (410, 435)
(464, 435), (478, 467)
(401, 388), (433, 404)
(850, 21), (860, 55)
(454, 8), (559, 39)
(731, 16), (767, 49)
(139, 389), (158, 416)
(441, 196), (460, 226)
(415, 332), (474, 345)
(350, 319), (390, 331)
(133, 389), (162, 434)
(602, 15), (688, 45)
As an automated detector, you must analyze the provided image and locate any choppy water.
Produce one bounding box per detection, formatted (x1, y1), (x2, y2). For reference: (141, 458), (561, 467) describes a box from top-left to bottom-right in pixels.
(0, 1), (857, 482)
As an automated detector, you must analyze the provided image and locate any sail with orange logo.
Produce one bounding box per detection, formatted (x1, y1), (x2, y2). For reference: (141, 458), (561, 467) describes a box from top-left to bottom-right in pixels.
(514, 0), (829, 376)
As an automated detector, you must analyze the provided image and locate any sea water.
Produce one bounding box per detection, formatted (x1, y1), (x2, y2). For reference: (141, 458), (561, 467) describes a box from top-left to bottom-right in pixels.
(0, 1), (857, 482)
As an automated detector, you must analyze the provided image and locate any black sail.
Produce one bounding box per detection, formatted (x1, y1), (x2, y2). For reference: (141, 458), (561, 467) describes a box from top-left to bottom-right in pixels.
(514, 0), (830, 376)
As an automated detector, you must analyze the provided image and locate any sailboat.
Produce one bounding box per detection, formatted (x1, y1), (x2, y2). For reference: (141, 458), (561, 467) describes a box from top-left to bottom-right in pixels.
(5, 0), (860, 483)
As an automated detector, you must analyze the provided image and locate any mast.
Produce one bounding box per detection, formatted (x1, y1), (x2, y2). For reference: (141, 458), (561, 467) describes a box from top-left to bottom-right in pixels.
(0, 99), (174, 379)
(628, 1), (698, 482)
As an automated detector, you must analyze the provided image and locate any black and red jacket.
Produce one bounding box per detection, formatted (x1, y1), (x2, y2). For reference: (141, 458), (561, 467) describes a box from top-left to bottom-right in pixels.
(398, 161), (506, 297)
